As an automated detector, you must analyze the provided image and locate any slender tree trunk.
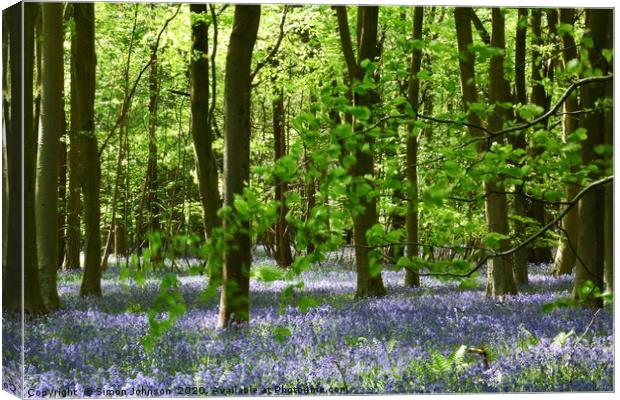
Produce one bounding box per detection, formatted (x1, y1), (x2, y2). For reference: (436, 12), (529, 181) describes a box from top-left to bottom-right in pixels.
(304, 149), (316, 255)
(2, 9), (10, 286)
(57, 96), (67, 269)
(218, 5), (260, 328)
(404, 6), (423, 287)
(37, 2), (63, 309)
(66, 5), (82, 270)
(552, 8), (579, 276)
(146, 42), (160, 234)
(273, 90), (293, 267)
(603, 58), (612, 292)
(190, 4), (222, 282)
(114, 218), (127, 258)
(512, 8), (529, 285)
(527, 9), (553, 264)
(573, 9), (611, 307)
(74, 3), (102, 297)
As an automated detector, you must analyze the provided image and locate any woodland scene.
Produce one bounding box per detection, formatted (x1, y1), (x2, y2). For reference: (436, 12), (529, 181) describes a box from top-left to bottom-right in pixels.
(1, 2), (614, 396)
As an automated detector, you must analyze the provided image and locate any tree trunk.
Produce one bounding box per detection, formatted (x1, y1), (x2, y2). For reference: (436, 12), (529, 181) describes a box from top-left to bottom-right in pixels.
(190, 4), (222, 282)
(74, 3), (102, 297)
(512, 8), (528, 285)
(2, 10), (8, 274)
(552, 8), (579, 276)
(57, 96), (67, 269)
(336, 6), (386, 298)
(527, 9), (553, 264)
(273, 90), (293, 267)
(455, 7), (516, 297)
(484, 8), (517, 297)
(404, 6), (423, 287)
(37, 2), (63, 310)
(114, 219), (127, 258)
(66, 72), (82, 271)
(218, 5), (260, 328)
(4, 3), (47, 314)
(146, 42), (160, 234)
(572, 9), (611, 307)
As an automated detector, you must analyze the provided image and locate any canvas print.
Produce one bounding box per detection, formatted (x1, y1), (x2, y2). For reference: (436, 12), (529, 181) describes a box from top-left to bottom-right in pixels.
(1, 2), (614, 398)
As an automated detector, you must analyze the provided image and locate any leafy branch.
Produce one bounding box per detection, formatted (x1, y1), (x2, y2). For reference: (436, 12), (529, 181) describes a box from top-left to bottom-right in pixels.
(418, 175), (613, 278)
(98, 4), (182, 157)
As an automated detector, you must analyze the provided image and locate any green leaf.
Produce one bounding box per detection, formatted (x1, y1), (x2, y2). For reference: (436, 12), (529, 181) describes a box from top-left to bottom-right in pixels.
(274, 327), (291, 343)
(252, 265), (286, 282)
(298, 296), (319, 313)
(567, 128), (588, 143)
(517, 104), (544, 120)
(345, 105), (371, 121)
(483, 232), (508, 251)
(444, 160), (461, 177)
(552, 330), (575, 347)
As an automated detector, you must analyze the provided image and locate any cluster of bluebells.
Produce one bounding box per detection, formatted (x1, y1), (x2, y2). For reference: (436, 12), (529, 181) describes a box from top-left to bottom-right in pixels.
(2, 260), (613, 396)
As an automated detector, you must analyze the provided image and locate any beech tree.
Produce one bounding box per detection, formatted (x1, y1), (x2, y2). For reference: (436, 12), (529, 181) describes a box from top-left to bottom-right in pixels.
(73, 3), (102, 297)
(335, 5), (386, 298)
(573, 9), (612, 307)
(190, 4), (222, 280)
(218, 4), (261, 327)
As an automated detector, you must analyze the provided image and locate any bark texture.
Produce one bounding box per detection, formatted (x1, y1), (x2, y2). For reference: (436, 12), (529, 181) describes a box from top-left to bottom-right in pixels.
(552, 8), (579, 276)
(37, 2), (63, 309)
(572, 9), (612, 307)
(404, 7), (423, 288)
(73, 3), (102, 297)
(218, 5), (260, 327)
(190, 4), (222, 281)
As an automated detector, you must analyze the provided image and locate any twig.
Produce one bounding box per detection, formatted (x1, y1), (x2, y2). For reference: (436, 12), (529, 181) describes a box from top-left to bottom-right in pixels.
(249, 5), (288, 83)
(571, 309), (601, 352)
(98, 4), (182, 157)
(418, 175), (613, 278)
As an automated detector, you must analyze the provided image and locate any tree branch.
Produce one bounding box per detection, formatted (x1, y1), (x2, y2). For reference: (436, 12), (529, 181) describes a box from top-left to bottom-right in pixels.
(334, 6), (363, 80)
(469, 9), (490, 45)
(98, 4), (182, 157)
(249, 5), (288, 83)
(418, 175), (613, 278)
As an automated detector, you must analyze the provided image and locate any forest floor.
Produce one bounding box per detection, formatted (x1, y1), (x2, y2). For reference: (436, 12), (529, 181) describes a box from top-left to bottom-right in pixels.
(3, 256), (613, 396)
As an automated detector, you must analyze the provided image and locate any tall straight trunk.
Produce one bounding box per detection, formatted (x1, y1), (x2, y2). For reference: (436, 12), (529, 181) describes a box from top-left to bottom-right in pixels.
(603, 74), (612, 292)
(190, 4), (222, 281)
(4, 3), (46, 314)
(512, 8), (529, 285)
(404, 6), (423, 287)
(304, 150), (316, 255)
(527, 9), (553, 264)
(552, 8), (579, 276)
(455, 7), (516, 297)
(336, 6), (386, 298)
(57, 96), (67, 269)
(218, 5), (260, 328)
(37, 2), (63, 310)
(1, 11), (8, 273)
(485, 8), (517, 297)
(273, 90), (293, 267)
(65, 4), (82, 270)
(573, 9), (612, 307)
(146, 43), (160, 234)
(74, 3), (102, 297)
